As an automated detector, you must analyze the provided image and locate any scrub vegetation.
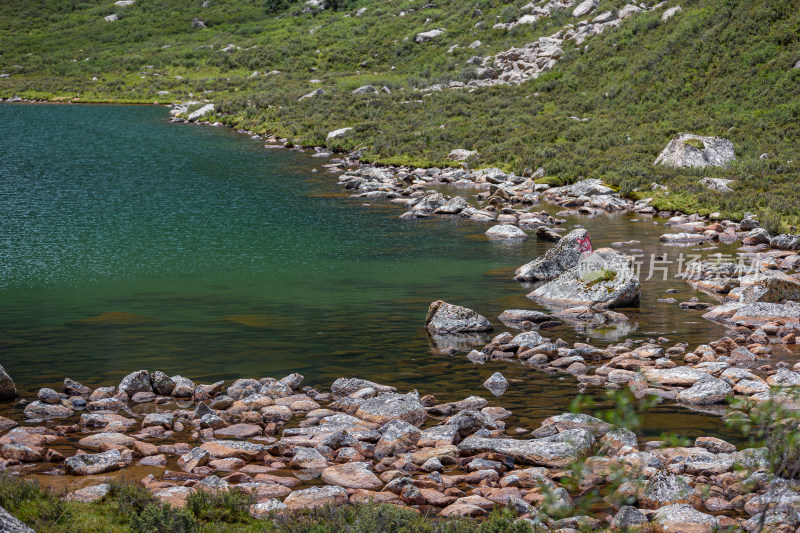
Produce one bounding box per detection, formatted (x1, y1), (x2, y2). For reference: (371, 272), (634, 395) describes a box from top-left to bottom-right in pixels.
(1, 0), (799, 225)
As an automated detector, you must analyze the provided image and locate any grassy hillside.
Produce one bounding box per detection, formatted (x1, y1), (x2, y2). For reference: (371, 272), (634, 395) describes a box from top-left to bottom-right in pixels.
(1, 0), (799, 230)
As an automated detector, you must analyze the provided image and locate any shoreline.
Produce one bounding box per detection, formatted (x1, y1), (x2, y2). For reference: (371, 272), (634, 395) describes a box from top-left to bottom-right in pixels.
(2, 103), (800, 531)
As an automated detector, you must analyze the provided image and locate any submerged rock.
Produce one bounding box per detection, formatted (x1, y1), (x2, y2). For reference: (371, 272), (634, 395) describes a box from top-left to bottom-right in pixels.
(654, 134), (735, 169)
(515, 228), (588, 282)
(426, 301), (493, 334)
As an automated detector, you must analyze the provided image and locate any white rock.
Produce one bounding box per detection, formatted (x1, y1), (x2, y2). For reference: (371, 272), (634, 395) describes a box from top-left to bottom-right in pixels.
(104, 13), (119, 21)
(662, 6), (682, 22)
(187, 103), (215, 121)
(654, 134), (735, 168)
(326, 127), (353, 141)
(415, 29), (445, 43)
(485, 224), (528, 240)
(573, 0), (598, 18)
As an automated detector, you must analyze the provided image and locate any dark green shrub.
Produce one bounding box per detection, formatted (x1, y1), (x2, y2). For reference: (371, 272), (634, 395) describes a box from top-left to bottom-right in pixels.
(129, 504), (197, 533)
(108, 480), (158, 515)
(186, 488), (254, 523)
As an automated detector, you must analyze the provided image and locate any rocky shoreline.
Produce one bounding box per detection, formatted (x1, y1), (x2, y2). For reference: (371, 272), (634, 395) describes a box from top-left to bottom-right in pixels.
(0, 366), (793, 532)
(3, 107), (800, 531)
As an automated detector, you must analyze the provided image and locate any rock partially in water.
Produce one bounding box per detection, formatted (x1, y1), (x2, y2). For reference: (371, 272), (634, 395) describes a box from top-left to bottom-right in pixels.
(771, 234), (800, 251)
(458, 429), (595, 467)
(482, 372), (508, 395)
(426, 300), (493, 334)
(547, 178), (613, 197)
(355, 392), (427, 427)
(330, 378), (396, 398)
(514, 228), (588, 282)
(65, 449), (124, 475)
(0, 365), (16, 400)
(654, 134), (735, 169)
(118, 370), (152, 396)
(485, 224), (527, 240)
(23, 401), (73, 419)
(737, 272), (800, 304)
(498, 309), (550, 325)
(676, 378), (732, 405)
(528, 250), (642, 309)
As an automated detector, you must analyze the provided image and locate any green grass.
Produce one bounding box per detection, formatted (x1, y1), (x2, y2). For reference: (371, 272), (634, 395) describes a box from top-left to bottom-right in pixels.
(1, 0), (799, 228)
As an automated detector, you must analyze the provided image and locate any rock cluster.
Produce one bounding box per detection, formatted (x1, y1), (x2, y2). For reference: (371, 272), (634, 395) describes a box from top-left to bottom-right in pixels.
(0, 370), (789, 530)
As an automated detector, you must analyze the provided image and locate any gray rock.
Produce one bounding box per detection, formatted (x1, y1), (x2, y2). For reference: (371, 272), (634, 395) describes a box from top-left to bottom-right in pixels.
(434, 196), (469, 214)
(355, 392), (427, 426)
(485, 224), (527, 240)
(187, 103), (214, 121)
(352, 85), (378, 95)
(447, 149), (477, 161)
(118, 370), (152, 396)
(528, 249), (642, 309)
(330, 377), (395, 398)
(65, 449), (124, 475)
(644, 367), (711, 386)
(458, 429), (595, 467)
(654, 134), (735, 168)
(771, 234), (800, 251)
(0, 506), (35, 533)
(641, 471), (698, 509)
(290, 447), (328, 469)
(299, 88), (326, 101)
(676, 378), (732, 405)
(150, 371), (175, 396)
(23, 400), (73, 419)
(508, 331), (545, 348)
(699, 177), (733, 193)
(64, 378), (91, 397)
(609, 506), (650, 532)
(514, 228), (588, 282)
(37, 387), (61, 404)
(650, 503), (717, 532)
(0, 365), (17, 400)
(171, 375), (195, 398)
(498, 309), (550, 324)
(547, 179), (613, 197)
(738, 272), (800, 304)
(483, 372), (508, 393)
(250, 499), (288, 518)
(425, 300), (493, 334)
(572, 0), (598, 17)
(415, 29), (444, 43)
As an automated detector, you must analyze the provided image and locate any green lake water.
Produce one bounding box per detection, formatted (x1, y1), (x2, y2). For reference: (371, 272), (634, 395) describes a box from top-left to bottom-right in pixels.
(0, 103), (768, 440)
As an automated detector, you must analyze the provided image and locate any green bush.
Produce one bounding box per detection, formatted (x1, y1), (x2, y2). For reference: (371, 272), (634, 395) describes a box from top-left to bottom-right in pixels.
(129, 504), (198, 533)
(186, 487), (254, 524)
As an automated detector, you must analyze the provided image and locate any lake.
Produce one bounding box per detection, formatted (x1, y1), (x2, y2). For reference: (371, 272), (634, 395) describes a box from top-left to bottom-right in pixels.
(0, 103), (756, 440)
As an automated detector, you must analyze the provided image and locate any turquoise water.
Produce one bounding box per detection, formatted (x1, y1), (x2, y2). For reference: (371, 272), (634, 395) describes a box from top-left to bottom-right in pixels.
(0, 103), (741, 439)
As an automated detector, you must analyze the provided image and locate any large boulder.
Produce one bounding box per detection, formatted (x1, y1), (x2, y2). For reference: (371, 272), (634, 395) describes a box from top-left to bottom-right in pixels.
(771, 234), (800, 251)
(528, 250), (642, 309)
(354, 392), (427, 426)
(640, 471), (700, 509)
(65, 450), (125, 475)
(426, 301), (493, 334)
(118, 370), (152, 396)
(458, 429), (595, 467)
(650, 504), (717, 533)
(0, 365), (16, 400)
(326, 127), (353, 141)
(737, 272), (800, 304)
(546, 179), (613, 197)
(654, 134), (735, 168)
(514, 229), (588, 282)
(676, 378), (732, 405)
(572, 0), (598, 17)
(352, 85), (378, 95)
(485, 224), (527, 240)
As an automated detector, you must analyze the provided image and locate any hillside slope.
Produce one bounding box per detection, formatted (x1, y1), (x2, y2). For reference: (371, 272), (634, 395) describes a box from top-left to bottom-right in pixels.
(1, 0), (799, 228)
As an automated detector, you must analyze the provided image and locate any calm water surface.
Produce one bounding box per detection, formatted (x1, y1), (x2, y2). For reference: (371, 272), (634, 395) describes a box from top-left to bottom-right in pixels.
(1, 103), (785, 441)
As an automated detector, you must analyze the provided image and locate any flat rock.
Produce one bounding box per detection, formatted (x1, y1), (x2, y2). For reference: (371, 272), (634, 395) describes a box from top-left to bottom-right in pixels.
(458, 429), (594, 467)
(65, 449), (124, 475)
(650, 503), (718, 533)
(485, 224), (527, 240)
(283, 486), (348, 511)
(321, 462), (382, 489)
